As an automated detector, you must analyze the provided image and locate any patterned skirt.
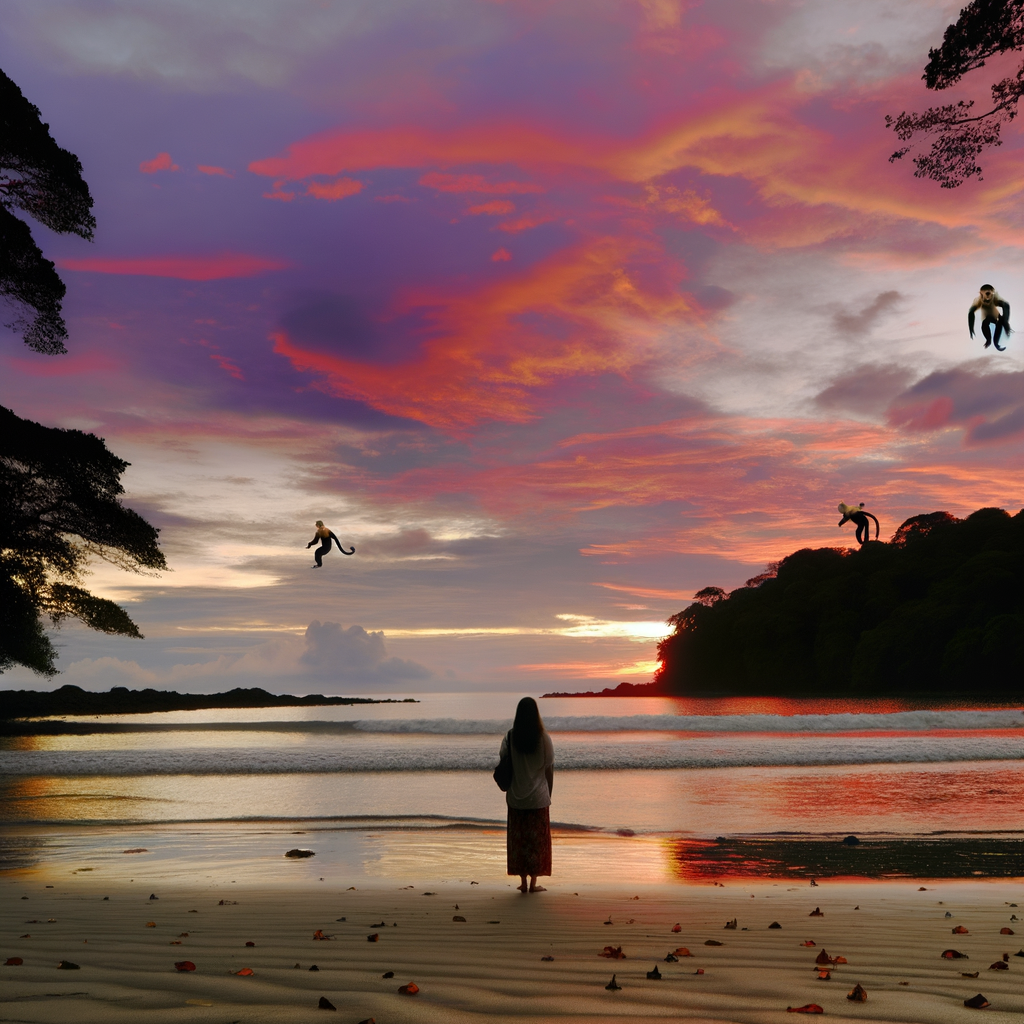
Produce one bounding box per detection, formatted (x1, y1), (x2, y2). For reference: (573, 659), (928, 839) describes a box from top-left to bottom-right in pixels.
(506, 806), (552, 877)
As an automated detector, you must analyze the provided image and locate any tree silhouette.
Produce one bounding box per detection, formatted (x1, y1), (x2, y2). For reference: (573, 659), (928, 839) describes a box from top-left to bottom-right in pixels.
(886, 0), (1024, 187)
(1, 67), (95, 352)
(1, 406), (167, 676)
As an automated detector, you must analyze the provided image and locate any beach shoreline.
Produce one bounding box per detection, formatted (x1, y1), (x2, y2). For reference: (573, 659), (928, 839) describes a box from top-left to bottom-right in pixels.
(3, 870), (1022, 1023)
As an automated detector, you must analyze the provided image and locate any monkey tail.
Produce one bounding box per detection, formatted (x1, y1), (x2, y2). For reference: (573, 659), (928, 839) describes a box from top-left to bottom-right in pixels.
(865, 513), (880, 540)
(339, 545), (355, 555)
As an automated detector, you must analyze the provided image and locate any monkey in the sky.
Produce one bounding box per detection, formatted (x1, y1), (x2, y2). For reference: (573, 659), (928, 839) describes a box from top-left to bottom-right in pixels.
(968, 284), (1011, 350)
(306, 520), (355, 568)
(837, 503), (879, 546)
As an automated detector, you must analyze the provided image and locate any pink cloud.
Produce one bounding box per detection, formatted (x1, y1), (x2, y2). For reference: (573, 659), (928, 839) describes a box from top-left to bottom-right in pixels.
(197, 164), (233, 177)
(209, 353), (245, 380)
(491, 247), (512, 262)
(467, 200), (514, 216)
(304, 177), (364, 201)
(58, 253), (290, 281)
(419, 172), (545, 194)
(140, 152), (179, 174)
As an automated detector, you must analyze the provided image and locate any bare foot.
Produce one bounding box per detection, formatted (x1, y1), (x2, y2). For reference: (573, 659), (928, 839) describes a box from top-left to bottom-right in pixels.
(529, 885), (547, 892)
(517, 883), (528, 892)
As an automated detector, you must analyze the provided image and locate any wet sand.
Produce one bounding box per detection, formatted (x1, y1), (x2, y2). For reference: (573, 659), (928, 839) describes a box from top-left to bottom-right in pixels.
(3, 873), (1022, 1023)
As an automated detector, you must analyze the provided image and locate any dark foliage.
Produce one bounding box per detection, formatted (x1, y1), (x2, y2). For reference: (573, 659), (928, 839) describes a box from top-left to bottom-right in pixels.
(0, 405), (166, 676)
(655, 507), (1024, 695)
(0, 685), (416, 727)
(0, 66), (95, 352)
(886, 0), (1024, 187)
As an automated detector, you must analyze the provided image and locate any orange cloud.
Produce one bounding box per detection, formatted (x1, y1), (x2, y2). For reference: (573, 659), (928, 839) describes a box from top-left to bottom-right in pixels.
(272, 235), (695, 429)
(498, 212), (555, 234)
(197, 164), (232, 177)
(467, 200), (514, 216)
(304, 177), (363, 201)
(140, 152), (179, 173)
(58, 253), (290, 281)
(419, 172), (545, 194)
(491, 248), (512, 262)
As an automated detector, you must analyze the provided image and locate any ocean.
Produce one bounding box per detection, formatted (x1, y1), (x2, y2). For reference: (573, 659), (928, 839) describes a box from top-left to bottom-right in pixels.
(2, 693), (1022, 884)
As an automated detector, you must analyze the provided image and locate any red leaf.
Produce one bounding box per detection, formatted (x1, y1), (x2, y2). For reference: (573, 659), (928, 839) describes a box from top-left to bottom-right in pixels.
(671, 923), (681, 932)
(235, 968), (254, 976)
(600, 946), (626, 959)
(787, 1004), (824, 1013)
(398, 982), (419, 995)
(174, 961), (196, 972)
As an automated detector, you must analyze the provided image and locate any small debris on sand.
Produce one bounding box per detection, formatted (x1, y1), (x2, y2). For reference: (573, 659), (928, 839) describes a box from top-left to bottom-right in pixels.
(285, 849), (315, 858)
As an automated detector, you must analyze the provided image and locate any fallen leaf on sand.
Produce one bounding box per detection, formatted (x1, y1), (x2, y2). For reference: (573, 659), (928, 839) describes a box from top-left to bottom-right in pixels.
(453, 916), (466, 922)
(769, 922), (782, 929)
(988, 962), (1008, 971)
(963, 994), (989, 1009)
(309, 965), (319, 971)
(422, 892), (435, 896)
(123, 848), (148, 854)
(235, 968), (254, 976)
(725, 919), (737, 929)
(317, 995), (337, 1010)
(817, 970), (831, 980)
(705, 940), (724, 946)
(664, 953), (679, 962)
(815, 950), (832, 965)
(541, 955), (554, 961)
(833, 956), (848, 964)
(179, 933), (189, 937)
(695, 968), (705, 975)
(245, 941), (255, 947)
(371, 921), (385, 927)
(170, 940), (182, 945)
(918, 887), (929, 891)
(150, 893), (159, 900)
(605, 974), (621, 990)
(647, 965), (662, 979)
(174, 961), (196, 972)
(601, 946), (626, 959)
(671, 923), (681, 932)
(218, 900), (238, 905)
(1000, 928), (1014, 935)
(899, 981), (909, 985)
(953, 926), (969, 934)
(787, 1004), (823, 1013)
(146, 922), (156, 928)
(847, 983), (867, 1002)
(5, 958), (24, 966)
(674, 947), (693, 956)
(285, 849), (315, 858)
(809, 908), (824, 917)
(185, 1000), (213, 1006)
(313, 930), (329, 940)
(962, 972), (980, 978)
(941, 950), (969, 959)
(382, 971), (394, 978)
(398, 982), (419, 994)
(801, 941), (817, 947)
(367, 934), (379, 942)
(19, 934), (30, 939)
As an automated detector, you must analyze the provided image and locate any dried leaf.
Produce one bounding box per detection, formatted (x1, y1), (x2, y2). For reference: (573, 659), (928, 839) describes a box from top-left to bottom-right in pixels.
(382, 971), (394, 978)
(674, 947), (693, 956)
(787, 1004), (823, 1013)
(962, 972), (980, 978)
(695, 968), (705, 975)
(317, 995), (337, 1011)
(963, 994), (989, 1009)
(4, 958), (24, 966)
(174, 961), (196, 972)
(664, 953), (678, 962)
(809, 908), (824, 917)
(671, 923), (681, 932)
(145, 922), (156, 928)
(312, 930), (328, 940)
(769, 922), (782, 929)
(245, 941), (255, 947)
(833, 957), (848, 964)
(801, 941), (817, 947)
(815, 950), (832, 965)
(1000, 928), (1014, 935)
(941, 949), (969, 959)
(952, 925), (969, 934)
(847, 983), (867, 1002)
(57, 960), (80, 970)
(605, 974), (621, 990)
(600, 946), (626, 959)
(367, 934), (379, 942)
(724, 919), (737, 929)
(309, 965), (319, 971)
(234, 967), (254, 976)
(453, 916), (466, 922)
(541, 955), (554, 961)
(170, 940), (181, 945)
(646, 965), (662, 979)
(398, 982), (419, 994)
(705, 940), (723, 946)
(988, 961), (1008, 971)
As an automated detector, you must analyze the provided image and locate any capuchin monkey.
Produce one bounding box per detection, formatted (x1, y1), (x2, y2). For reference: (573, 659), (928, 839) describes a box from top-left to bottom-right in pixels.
(837, 503), (879, 546)
(968, 284), (1011, 351)
(306, 520), (355, 567)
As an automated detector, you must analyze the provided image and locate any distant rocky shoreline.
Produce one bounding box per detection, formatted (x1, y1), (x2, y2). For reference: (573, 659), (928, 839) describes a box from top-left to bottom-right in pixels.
(0, 684), (416, 732)
(541, 681), (664, 698)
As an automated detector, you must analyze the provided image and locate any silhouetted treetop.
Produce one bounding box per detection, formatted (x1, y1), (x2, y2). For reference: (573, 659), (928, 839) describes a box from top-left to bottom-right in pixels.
(656, 507), (1023, 696)
(0, 67), (95, 353)
(887, 0), (1024, 187)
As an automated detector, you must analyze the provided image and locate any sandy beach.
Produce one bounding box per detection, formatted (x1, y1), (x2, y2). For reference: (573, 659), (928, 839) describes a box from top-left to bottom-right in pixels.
(3, 869), (1023, 1023)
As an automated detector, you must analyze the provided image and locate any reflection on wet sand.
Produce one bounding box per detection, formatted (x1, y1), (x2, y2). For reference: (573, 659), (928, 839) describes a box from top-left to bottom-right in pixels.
(672, 836), (1024, 881)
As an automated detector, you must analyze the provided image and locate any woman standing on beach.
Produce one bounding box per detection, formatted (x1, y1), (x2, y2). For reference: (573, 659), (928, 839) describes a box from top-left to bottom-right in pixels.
(500, 697), (554, 893)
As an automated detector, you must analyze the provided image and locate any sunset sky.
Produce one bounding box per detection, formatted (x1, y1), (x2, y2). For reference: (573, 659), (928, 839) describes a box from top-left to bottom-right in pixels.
(2, 0), (1023, 694)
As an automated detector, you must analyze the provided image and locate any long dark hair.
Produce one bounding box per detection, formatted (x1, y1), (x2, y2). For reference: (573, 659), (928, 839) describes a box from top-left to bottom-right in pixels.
(512, 696), (544, 754)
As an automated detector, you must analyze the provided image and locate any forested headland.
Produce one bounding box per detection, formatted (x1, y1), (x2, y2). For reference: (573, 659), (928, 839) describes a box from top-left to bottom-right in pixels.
(654, 507), (1024, 697)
